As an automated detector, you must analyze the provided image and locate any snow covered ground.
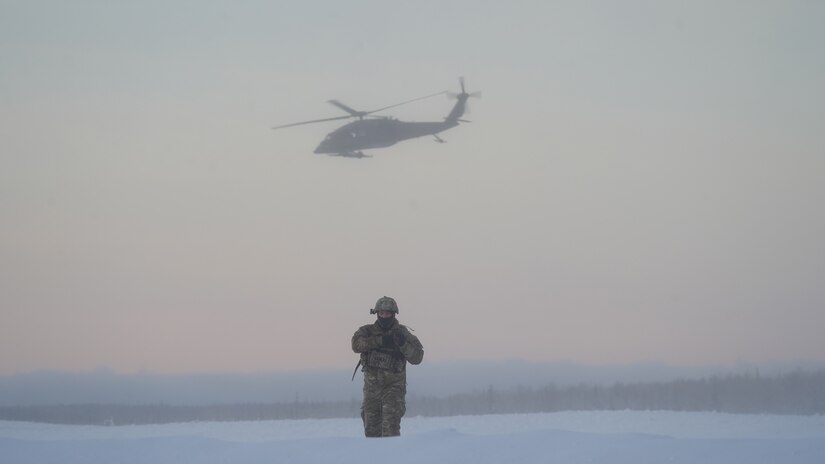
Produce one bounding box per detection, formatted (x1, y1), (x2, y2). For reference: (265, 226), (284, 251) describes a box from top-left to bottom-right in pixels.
(2, 410), (824, 463)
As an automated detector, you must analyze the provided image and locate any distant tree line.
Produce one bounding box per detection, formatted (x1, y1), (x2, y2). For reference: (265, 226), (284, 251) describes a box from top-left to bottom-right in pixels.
(2, 370), (823, 425)
(409, 369), (825, 417)
(0, 400), (361, 426)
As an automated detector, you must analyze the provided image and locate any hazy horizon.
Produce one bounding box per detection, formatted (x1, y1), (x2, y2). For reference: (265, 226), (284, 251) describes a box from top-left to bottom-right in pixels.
(3, 358), (823, 406)
(2, 1), (824, 375)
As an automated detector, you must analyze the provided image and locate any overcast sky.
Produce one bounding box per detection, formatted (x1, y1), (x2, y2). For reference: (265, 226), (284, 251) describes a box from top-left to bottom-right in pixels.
(1, 0), (824, 375)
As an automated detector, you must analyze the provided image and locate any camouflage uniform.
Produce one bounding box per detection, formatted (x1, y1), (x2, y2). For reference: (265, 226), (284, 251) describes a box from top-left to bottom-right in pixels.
(352, 313), (423, 437)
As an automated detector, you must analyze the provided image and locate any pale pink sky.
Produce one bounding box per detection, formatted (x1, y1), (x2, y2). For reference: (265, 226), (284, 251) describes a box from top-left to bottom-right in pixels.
(2, 1), (824, 374)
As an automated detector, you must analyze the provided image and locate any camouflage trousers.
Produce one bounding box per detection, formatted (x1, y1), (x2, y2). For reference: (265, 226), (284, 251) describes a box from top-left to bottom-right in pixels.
(361, 368), (407, 437)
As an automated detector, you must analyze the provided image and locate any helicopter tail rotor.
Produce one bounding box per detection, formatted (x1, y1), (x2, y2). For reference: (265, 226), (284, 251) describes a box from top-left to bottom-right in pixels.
(447, 77), (482, 100)
(444, 77), (480, 121)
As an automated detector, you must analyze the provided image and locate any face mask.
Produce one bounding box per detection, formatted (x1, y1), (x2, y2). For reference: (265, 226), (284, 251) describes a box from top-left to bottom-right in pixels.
(377, 316), (395, 329)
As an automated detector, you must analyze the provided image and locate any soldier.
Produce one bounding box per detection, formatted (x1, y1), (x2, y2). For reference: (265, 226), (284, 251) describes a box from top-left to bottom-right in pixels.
(351, 296), (424, 437)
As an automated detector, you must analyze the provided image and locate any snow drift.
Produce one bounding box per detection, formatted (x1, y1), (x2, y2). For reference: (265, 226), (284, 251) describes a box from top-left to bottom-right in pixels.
(2, 410), (824, 464)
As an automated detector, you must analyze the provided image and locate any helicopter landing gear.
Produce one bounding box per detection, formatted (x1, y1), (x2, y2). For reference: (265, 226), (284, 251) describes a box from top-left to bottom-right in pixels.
(332, 151), (370, 159)
(433, 135), (446, 143)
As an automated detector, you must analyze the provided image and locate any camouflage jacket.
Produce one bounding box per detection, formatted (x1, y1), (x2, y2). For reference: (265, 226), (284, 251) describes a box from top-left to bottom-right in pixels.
(352, 319), (423, 376)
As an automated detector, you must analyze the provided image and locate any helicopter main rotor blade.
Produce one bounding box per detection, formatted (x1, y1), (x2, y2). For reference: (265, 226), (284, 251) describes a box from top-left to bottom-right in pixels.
(272, 115), (352, 130)
(274, 88), (448, 130)
(366, 90), (447, 115)
(327, 100), (366, 118)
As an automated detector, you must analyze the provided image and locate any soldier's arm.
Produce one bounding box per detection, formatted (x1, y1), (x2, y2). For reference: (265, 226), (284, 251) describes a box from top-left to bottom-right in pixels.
(399, 331), (423, 365)
(352, 327), (382, 353)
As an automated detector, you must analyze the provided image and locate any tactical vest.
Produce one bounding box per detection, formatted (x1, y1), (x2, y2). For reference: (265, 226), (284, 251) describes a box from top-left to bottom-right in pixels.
(361, 348), (405, 373)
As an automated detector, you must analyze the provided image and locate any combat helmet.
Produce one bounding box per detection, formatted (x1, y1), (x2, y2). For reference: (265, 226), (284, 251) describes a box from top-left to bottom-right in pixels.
(370, 296), (399, 314)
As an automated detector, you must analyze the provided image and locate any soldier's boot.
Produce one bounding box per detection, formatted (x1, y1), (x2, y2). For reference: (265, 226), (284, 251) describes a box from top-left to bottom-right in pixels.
(381, 415), (401, 437)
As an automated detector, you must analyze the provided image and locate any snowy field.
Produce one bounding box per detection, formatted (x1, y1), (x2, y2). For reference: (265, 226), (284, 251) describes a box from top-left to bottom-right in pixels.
(2, 410), (825, 463)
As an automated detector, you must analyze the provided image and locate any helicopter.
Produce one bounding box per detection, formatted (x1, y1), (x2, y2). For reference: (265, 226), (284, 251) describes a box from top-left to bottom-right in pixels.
(272, 77), (479, 158)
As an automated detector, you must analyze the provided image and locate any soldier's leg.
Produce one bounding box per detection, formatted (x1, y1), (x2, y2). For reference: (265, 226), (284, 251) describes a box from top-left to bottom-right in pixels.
(381, 383), (406, 437)
(362, 399), (382, 437)
(362, 377), (383, 437)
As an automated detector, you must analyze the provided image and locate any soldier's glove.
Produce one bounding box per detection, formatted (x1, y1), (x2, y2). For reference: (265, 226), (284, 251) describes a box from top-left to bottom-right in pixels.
(393, 332), (406, 347)
(381, 334), (396, 347)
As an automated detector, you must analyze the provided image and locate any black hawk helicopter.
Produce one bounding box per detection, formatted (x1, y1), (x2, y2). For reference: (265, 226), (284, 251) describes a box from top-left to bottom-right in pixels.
(272, 77), (479, 158)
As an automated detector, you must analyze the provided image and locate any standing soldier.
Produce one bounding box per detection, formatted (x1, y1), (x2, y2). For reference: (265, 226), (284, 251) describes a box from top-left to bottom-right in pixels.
(351, 296), (424, 437)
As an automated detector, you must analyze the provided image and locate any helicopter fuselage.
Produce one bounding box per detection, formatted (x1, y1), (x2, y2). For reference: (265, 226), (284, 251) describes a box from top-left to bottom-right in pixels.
(314, 119), (458, 155)
(273, 77), (475, 157)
